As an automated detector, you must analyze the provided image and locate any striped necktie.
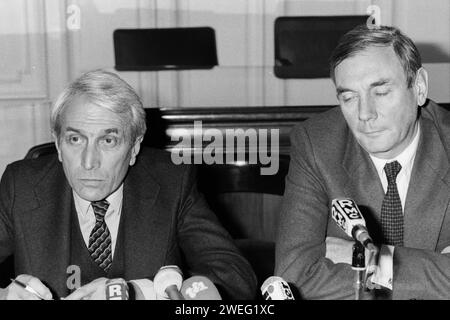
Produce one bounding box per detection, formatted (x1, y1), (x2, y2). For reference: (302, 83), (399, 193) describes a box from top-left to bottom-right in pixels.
(381, 161), (403, 246)
(88, 200), (112, 272)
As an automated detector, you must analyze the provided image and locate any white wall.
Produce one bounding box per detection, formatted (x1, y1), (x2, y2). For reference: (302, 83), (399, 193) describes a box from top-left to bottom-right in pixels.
(0, 0), (53, 173)
(0, 0), (449, 174)
(57, 0), (449, 107)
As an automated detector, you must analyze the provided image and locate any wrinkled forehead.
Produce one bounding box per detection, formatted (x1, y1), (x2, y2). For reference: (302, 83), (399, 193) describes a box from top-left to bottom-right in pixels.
(60, 95), (132, 138)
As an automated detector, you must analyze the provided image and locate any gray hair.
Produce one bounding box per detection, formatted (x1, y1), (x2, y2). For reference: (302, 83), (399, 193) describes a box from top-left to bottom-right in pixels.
(329, 24), (422, 88)
(51, 69), (147, 143)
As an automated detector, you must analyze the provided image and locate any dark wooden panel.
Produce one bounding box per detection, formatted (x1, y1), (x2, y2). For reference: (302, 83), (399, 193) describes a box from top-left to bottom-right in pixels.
(144, 105), (335, 156)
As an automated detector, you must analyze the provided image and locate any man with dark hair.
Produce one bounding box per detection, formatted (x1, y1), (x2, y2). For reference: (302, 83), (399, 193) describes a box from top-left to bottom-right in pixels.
(276, 25), (450, 299)
(0, 69), (257, 300)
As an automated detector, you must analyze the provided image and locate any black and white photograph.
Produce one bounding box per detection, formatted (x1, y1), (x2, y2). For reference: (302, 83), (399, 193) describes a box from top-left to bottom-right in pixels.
(0, 0), (449, 312)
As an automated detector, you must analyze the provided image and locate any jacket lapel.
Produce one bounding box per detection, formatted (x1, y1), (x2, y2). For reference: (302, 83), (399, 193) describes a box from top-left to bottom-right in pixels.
(121, 158), (169, 279)
(342, 132), (386, 242)
(20, 159), (72, 296)
(404, 117), (450, 250)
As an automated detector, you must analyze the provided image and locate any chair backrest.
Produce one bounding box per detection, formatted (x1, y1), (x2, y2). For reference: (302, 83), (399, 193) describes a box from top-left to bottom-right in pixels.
(25, 142), (56, 159)
(197, 155), (289, 242)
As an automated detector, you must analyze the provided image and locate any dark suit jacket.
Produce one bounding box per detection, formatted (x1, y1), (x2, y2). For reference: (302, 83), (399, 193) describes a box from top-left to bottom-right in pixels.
(0, 147), (257, 299)
(275, 100), (450, 299)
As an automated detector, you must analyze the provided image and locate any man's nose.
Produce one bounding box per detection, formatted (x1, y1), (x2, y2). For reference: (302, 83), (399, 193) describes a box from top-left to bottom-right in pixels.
(81, 143), (100, 170)
(358, 95), (378, 122)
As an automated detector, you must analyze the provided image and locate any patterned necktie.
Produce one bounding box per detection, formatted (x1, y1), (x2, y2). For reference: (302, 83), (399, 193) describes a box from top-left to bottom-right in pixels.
(381, 161), (403, 246)
(88, 200), (112, 272)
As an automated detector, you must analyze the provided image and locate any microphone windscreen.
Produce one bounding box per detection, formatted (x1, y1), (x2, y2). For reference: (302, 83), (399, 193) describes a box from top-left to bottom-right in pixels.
(154, 265), (183, 299)
(331, 198), (366, 233)
(129, 279), (157, 300)
(260, 276), (295, 300)
(181, 276), (222, 300)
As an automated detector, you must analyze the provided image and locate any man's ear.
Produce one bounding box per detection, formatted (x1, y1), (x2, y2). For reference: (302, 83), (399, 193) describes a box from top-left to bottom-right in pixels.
(129, 136), (144, 166)
(53, 133), (63, 162)
(414, 67), (428, 107)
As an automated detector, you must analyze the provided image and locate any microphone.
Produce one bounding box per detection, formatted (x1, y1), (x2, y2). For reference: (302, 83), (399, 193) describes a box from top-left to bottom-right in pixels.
(260, 276), (295, 300)
(128, 279), (157, 300)
(180, 276), (222, 300)
(154, 265), (185, 300)
(331, 198), (377, 252)
(105, 278), (129, 300)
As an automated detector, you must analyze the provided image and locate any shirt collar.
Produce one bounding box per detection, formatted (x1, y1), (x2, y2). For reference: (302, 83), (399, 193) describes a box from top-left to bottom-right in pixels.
(73, 184), (124, 216)
(369, 122), (421, 174)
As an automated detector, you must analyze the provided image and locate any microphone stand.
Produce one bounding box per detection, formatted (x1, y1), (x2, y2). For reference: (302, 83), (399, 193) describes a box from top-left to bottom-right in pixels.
(351, 241), (365, 300)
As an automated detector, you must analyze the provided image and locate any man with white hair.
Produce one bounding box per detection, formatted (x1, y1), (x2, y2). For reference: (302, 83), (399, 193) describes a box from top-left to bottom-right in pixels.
(0, 69), (257, 300)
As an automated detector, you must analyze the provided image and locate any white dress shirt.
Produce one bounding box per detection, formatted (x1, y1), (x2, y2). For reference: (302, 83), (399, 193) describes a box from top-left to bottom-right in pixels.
(73, 184), (123, 258)
(369, 123), (421, 210)
(367, 123), (421, 290)
(73, 185), (156, 298)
